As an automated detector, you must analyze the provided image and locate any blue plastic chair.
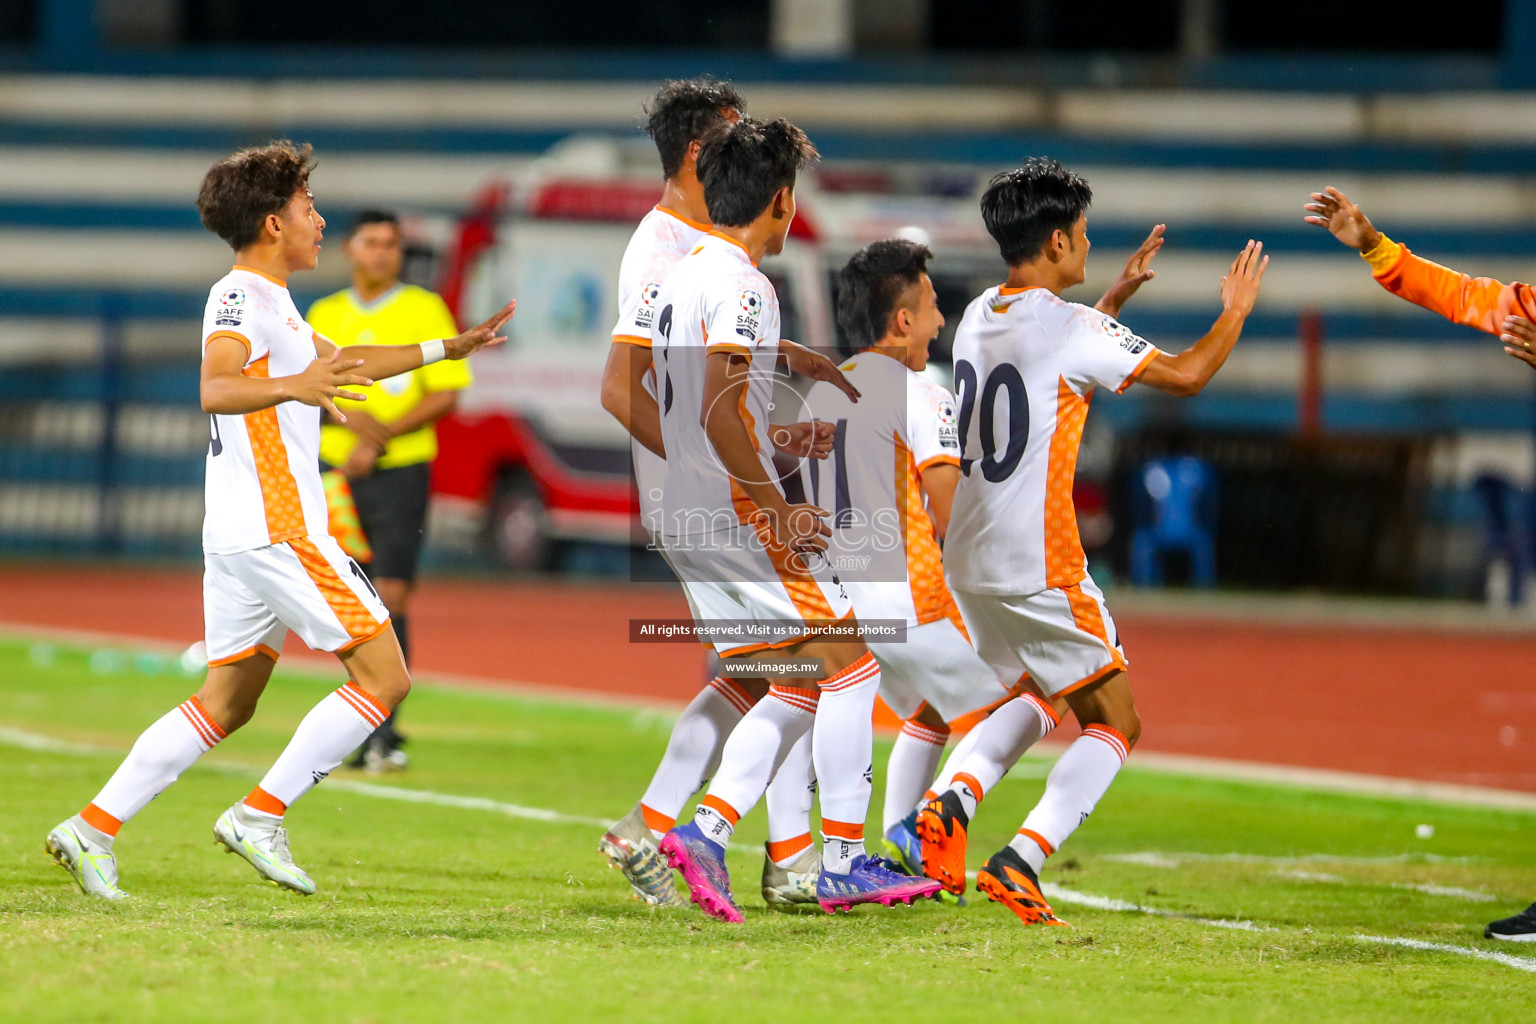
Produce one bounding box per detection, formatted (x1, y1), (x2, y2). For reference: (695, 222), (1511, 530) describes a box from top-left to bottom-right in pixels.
(1474, 473), (1529, 605)
(1129, 456), (1217, 588)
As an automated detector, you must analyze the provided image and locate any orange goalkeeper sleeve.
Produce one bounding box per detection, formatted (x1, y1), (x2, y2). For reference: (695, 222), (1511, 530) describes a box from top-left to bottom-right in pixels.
(1366, 234), (1536, 337)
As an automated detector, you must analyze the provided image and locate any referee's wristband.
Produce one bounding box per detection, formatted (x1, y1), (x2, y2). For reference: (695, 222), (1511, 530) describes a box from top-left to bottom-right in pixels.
(419, 338), (447, 365)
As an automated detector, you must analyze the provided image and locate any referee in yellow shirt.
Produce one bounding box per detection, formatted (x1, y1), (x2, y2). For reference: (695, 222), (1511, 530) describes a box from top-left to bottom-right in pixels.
(310, 209), (470, 770)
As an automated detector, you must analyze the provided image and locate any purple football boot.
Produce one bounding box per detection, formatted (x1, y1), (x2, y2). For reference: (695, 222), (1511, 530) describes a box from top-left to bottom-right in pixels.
(817, 854), (942, 914)
(659, 821), (744, 923)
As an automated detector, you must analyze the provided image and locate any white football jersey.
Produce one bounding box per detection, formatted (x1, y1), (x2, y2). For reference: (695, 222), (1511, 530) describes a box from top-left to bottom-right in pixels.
(945, 286), (1159, 595)
(201, 266), (331, 555)
(800, 350), (962, 626)
(652, 233), (781, 539)
(610, 206), (710, 533)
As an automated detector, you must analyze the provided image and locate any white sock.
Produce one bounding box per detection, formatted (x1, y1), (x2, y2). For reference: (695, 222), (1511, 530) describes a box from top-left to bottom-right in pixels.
(764, 729), (816, 867)
(883, 717), (948, 833)
(251, 683), (388, 810)
(949, 694), (1060, 815)
(813, 653), (881, 873)
(89, 696), (227, 825)
(925, 717), (986, 809)
(638, 678), (753, 837)
(1010, 724), (1130, 873)
(691, 684), (817, 849)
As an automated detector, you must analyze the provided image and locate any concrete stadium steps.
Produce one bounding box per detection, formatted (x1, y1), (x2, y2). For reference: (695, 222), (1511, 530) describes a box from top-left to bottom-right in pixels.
(7, 77), (1536, 147)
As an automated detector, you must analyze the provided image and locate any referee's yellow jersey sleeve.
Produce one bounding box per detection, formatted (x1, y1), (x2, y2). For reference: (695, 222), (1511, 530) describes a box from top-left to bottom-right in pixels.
(416, 291), (473, 392)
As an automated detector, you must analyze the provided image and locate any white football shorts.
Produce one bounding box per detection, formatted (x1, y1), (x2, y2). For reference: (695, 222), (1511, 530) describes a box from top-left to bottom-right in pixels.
(846, 577), (1015, 721)
(661, 522), (854, 658)
(951, 573), (1127, 699)
(204, 533), (391, 666)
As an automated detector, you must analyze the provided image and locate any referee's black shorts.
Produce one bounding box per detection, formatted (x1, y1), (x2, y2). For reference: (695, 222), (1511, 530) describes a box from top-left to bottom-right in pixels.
(345, 462), (432, 583)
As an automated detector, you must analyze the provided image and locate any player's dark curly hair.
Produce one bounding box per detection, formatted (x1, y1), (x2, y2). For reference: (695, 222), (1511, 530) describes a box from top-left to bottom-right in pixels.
(836, 239), (934, 351)
(196, 140), (316, 252)
(644, 78), (746, 180)
(696, 117), (818, 228)
(981, 157), (1093, 266)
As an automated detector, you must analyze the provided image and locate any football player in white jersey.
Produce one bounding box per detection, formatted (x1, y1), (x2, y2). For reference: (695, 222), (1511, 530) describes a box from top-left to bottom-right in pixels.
(45, 141), (513, 900)
(652, 118), (941, 920)
(595, 80), (834, 909)
(798, 240), (1036, 865)
(917, 158), (1267, 925)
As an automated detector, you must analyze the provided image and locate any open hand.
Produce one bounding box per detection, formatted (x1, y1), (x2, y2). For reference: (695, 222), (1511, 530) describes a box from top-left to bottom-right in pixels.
(772, 420), (835, 459)
(1220, 240), (1269, 317)
(444, 300), (516, 360)
(782, 340), (860, 402)
(1303, 187), (1383, 253)
(292, 349), (371, 422)
(1096, 223), (1165, 318)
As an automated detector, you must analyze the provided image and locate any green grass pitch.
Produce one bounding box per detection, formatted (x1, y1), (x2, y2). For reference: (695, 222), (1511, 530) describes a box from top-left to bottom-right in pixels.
(1, 633), (1533, 1023)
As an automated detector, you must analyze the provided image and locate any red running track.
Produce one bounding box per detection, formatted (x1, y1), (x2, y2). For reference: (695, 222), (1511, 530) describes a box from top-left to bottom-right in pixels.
(1, 564), (1532, 792)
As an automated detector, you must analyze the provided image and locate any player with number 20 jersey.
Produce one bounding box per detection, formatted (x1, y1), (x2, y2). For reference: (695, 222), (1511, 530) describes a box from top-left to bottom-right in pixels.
(917, 159), (1267, 926)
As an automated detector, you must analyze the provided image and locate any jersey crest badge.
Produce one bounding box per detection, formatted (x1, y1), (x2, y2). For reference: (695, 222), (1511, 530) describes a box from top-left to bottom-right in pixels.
(1100, 315), (1149, 355)
(736, 288), (763, 338)
(634, 281), (662, 328)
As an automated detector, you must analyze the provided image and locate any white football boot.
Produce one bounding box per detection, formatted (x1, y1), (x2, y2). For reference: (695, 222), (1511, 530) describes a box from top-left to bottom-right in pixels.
(45, 819), (128, 899)
(213, 803), (316, 895)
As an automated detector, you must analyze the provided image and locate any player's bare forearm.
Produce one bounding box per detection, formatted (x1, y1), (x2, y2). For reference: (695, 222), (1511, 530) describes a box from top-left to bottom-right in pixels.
(346, 344), (425, 382)
(703, 398), (788, 517)
(919, 462), (960, 540)
(1137, 308), (1246, 397)
(199, 370), (292, 415)
(600, 343), (665, 457)
(381, 391), (458, 439)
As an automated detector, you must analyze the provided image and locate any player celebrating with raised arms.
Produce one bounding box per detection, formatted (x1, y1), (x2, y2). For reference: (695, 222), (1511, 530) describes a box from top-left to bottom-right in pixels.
(919, 158), (1266, 925)
(45, 141), (513, 899)
(652, 117), (942, 920)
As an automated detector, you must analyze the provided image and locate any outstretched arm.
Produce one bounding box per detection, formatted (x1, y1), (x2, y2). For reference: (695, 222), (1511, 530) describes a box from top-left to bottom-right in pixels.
(1305, 186), (1536, 335)
(315, 301), (516, 381)
(1133, 240), (1267, 397)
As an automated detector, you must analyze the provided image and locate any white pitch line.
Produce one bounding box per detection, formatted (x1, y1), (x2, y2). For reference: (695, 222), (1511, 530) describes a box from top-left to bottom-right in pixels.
(4, 722), (1534, 974)
(0, 725), (611, 829)
(1393, 883), (1500, 903)
(1102, 851), (1482, 867)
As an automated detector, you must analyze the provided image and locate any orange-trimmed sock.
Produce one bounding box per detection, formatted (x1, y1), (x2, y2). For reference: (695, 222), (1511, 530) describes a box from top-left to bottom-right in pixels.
(694, 794), (740, 849)
(242, 785), (286, 818)
(821, 818), (866, 873)
(766, 832), (814, 868)
(640, 803), (676, 839)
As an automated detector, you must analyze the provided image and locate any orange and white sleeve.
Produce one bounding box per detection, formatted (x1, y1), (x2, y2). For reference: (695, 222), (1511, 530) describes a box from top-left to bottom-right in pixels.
(1367, 235), (1536, 337)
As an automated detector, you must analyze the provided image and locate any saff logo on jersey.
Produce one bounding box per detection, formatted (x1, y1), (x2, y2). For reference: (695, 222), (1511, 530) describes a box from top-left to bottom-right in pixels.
(1100, 315), (1149, 355)
(219, 288), (246, 307)
(736, 288), (763, 338)
(936, 398), (960, 448)
(634, 281), (663, 328)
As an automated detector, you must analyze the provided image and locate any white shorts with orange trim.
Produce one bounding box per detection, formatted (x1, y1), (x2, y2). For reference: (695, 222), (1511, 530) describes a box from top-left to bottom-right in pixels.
(661, 523), (853, 658)
(872, 615), (1015, 722)
(951, 573), (1127, 699)
(204, 533), (391, 665)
